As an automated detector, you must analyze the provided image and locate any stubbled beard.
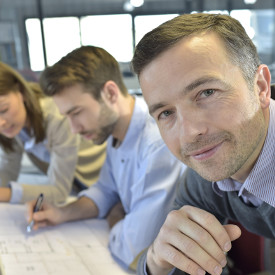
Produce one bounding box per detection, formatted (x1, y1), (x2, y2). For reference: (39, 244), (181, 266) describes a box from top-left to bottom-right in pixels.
(93, 122), (117, 145)
(80, 102), (118, 145)
(179, 107), (267, 182)
(180, 132), (231, 157)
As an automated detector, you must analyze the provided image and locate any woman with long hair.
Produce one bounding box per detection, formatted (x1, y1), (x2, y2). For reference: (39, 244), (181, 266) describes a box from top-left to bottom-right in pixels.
(0, 62), (106, 204)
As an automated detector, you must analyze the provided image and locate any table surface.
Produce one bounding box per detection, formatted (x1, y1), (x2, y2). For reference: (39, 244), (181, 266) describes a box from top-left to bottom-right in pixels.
(0, 203), (134, 275)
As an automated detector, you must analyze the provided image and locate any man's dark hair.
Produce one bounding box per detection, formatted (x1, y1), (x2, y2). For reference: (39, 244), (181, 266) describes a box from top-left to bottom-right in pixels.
(40, 46), (128, 99)
(132, 13), (261, 89)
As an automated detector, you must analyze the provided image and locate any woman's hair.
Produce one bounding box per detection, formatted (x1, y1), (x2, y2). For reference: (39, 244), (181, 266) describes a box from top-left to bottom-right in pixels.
(40, 45), (128, 99)
(0, 62), (46, 152)
(132, 13), (261, 90)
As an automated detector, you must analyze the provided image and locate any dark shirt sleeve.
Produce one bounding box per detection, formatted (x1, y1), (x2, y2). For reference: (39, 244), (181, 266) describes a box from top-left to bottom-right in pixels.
(173, 168), (227, 225)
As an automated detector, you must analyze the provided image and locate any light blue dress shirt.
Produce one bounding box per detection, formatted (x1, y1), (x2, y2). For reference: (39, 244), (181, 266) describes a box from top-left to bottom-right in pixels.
(79, 96), (186, 269)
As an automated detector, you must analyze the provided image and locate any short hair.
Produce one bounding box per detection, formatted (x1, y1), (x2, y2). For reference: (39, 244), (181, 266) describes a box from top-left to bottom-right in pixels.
(40, 46), (128, 99)
(132, 13), (261, 89)
(0, 62), (45, 152)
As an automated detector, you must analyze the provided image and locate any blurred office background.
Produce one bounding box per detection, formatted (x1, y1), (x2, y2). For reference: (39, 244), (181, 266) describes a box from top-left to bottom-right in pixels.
(0, 0), (275, 90)
(1, 0), (275, 273)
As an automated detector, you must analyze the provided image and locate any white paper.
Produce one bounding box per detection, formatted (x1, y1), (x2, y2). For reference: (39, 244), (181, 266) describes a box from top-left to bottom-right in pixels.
(0, 204), (133, 275)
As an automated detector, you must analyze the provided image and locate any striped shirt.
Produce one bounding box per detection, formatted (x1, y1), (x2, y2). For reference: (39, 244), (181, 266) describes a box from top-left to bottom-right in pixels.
(213, 98), (275, 207)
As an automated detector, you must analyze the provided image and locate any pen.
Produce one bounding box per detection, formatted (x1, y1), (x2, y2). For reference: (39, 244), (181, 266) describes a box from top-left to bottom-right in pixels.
(26, 193), (44, 233)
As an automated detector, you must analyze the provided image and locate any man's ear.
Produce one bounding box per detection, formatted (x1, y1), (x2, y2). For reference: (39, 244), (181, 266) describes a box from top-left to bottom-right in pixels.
(256, 64), (271, 109)
(100, 81), (119, 104)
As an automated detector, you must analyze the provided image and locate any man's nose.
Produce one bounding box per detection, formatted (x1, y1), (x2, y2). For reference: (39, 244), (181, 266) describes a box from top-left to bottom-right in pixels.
(178, 109), (208, 143)
(0, 116), (6, 128)
(68, 118), (81, 134)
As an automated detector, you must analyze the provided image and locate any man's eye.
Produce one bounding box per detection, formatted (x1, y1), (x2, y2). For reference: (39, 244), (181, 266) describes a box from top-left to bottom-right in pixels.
(0, 109), (8, 114)
(72, 111), (80, 117)
(159, 110), (172, 120)
(201, 89), (215, 98)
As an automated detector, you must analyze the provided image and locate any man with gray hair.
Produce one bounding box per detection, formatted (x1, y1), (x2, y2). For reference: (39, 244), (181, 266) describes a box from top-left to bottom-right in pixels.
(132, 13), (275, 275)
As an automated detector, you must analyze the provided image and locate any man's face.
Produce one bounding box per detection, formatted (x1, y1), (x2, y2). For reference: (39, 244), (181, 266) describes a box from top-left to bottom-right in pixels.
(53, 84), (118, 145)
(140, 32), (269, 182)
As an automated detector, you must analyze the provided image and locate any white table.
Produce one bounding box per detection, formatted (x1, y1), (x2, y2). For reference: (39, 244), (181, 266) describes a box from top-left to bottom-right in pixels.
(0, 203), (134, 275)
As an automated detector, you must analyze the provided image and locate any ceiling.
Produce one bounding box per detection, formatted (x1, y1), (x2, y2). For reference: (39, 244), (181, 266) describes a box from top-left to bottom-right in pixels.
(0, 0), (186, 18)
(0, 0), (274, 21)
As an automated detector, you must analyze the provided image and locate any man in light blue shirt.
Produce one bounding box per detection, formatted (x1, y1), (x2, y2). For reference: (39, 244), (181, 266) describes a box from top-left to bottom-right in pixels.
(27, 46), (185, 270)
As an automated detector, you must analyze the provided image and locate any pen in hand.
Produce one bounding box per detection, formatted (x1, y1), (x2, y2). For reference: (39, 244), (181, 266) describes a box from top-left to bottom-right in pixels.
(26, 193), (44, 233)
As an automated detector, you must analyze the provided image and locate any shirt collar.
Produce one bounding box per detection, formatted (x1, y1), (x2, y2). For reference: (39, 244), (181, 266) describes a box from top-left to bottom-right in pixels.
(244, 99), (275, 207)
(110, 95), (148, 151)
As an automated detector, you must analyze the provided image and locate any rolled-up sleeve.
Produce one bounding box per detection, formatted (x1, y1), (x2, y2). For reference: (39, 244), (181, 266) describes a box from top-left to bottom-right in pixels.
(107, 144), (185, 268)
